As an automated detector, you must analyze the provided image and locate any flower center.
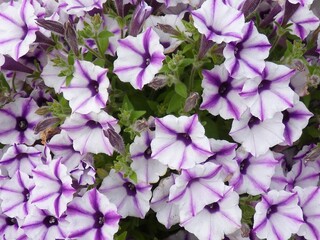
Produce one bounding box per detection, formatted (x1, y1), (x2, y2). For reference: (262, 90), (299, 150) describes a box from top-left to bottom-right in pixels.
(240, 158), (250, 174)
(233, 43), (243, 58)
(205, 202), (220, 214)
(145, 58), (150, 66)
(16, 117), (28, 132)
(123, 182), (137, 196)
(6, 217), (17, 226)
(43, 216), (58, 228)
(282, 110), (290, 124)
(86, 120), (102, 129)
(176, 133), (192, 146)
(88, 80), (99, 96)
(258, 80), (271, 92)
(93, 211), (105, 228)
(248, 116), (260, 128)
(144, 146), (152, 159)
(218, 82), (231, 97)
(266, 205), (278, 218)
(22, 188), (30, 202)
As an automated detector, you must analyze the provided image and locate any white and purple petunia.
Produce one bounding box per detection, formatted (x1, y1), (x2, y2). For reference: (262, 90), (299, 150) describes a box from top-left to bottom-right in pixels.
(0, 0), (39, 60)
(30, 158), (75, 217)
(67, 188), (120, 240)
(223, 21), (271, 79)
(41, 59), (66, 93)
(253, 190), (304, 240)
(151, 114), (212, 170)
(0, 171), (35, 219)
(99, 169), (152, 218)
(191, 0), (245, 44)
(240, 62), (296, 121)
(113, 27), (165, 90)
(59, 0), (107, 16)
(0, 97), (43, 145)
(200, 64), (247, 120)
(0, 144), (42, 177)
(169, 162), (229, 223)
(130, 130), (167, 184)
(229, 110), (285, 157)
(229, 149), (278, 195)
(61, 111), (119, 155)
(60, 60), (110, 114)
(21, 208), (69, 240)
(182, 188), (242, 240)
(0, 213), (26, 240)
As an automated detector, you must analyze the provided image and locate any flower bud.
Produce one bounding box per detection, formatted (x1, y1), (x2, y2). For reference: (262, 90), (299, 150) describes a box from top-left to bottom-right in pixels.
(36, 19), (65, 35)
(155, 24), (180, 36)
(64, 22), (79, 56)
(34, 117), (60, 134)
(241, 0), (261, 17)
(129, 1), (152, 37)
(184, 92), (200, 112)
(148, 75), (168, 90)
(104, 124), (125, 155)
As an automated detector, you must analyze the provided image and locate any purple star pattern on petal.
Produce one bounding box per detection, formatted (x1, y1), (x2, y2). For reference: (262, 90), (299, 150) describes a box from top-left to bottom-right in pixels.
(200, 64), (247, 120)
(151, 114), (212, 170)
(67, 188), (120, 240)
(99, 170), (152, 218)
(223, 21), (271, 79)
(0, 213), (26, 240)
(60, 0), (107, 16)
(114, 27), (165, 90)
(30, 158), (75, 217)
(0, 97), (43, 145)
(191, 0), (245, 44)
(253, 190), (304, 240)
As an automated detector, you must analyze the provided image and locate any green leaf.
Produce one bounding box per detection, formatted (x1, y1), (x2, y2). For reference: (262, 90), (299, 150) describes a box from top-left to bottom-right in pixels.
(130, 110), (146, 121)
(96, 30), (114, 56)
(174, 82), (188, 98)
(68, 53), (75, 65)
(114, 232), (127, 240)
(122, 95), (134, 110)
(0, 73), (10, 91)
(166, 93), (184, 114)
(65, 75), (73, 86)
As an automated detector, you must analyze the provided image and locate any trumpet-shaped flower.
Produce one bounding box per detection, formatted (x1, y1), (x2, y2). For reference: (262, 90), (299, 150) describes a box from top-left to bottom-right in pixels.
(41, 60), (66, 93)
(151, 114), (212, 170)
(240, 62), (295, 121)
(223, 21), (271, 79)
(67, 188), (120, 240)
(0, 214), (26, 240)
(253, 190), (304, 240)
(59, 0), (107, 16)
(99, 170), (152, 218)
(200, 64), (247, 120)
(30, 158), (75, 217)
(61, 60), (109, 114)
(0, 97), (43, 145)
(61, 111), (119, 155)
(191, 0), (245, 44)
(0, 0), (39, 60)
(114, 27), (165, 90)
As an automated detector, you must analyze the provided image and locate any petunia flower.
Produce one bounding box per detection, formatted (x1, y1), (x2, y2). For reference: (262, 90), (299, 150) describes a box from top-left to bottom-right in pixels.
(99, 169), (152, 218)
(60, 60), (109, 114)
(0, 0), (39, 60)
(223, 21), (271, 79)
(59, 0), (107, 16)
(229, 110), (285, 157)
(130, 130), (167, 184)
(151, 114), (212, 170)
(240, 61), (296, 121)
(229, 149), (278, 195)
(169, 162), (229, 223)
(0, 214), (26, 240)
(0, 171), (35, 219)
(253, 190), (304, 240)
(295, 186), (320, 240)
(182, 188), (242, 240)
(150, 174), (180, 229)
(200, 64), (247, 120)
(191, 0), (245, 44)
(61, 111), (119, 155)
(21, 208), (69, 240)
(70, 158), (96, 186)
(113, 27), (165, 90)
(30, 158), (75, 217)
(0, 97), (43, 145)
(67, 188), (120, 240)
(0, 144), (42, 177)
(41, 59), (66, 93)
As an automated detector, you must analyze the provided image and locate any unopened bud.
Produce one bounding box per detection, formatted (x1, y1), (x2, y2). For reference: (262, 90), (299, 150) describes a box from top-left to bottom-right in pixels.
(34, 117), (60, 134)
(133, 119), (149, 132)
(309, 75), (320, 87)
(64, 22), (79, 56)
(240, 223), (251, 238)
(282, 1), (299, 26)
(303, 145), (320, 162)
(129, 1), (152, 36)
(241, 0), (261, 17)
(148, 75), (168, 90)
(184, 92), (200, 112)
(36, 19), (65, 35)
(104, 124), (125, 155)
(35, 106), (51, 116)
(156, 24), (180, 36)
(292, 59), (306, 72)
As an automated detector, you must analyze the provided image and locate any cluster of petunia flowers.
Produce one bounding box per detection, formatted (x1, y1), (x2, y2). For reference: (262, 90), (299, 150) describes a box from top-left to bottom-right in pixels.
(0, 0), (318, 239)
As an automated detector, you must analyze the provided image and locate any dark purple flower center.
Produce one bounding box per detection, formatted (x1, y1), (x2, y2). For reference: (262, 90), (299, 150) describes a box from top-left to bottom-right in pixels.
(258, 80), (272, 92)
(234, 43), (243, 58)
(282, 110), (290, 124)
(205, 202), (220, 213)
(144, 146), (152, 159)
(21, 25), (29, 40)
(176, 133), (192, 146)
(123, 182), (137, 196)
(145, 58), (150, 66)
(266, 205), (278, 218)
(16, 117), (28, 132)
(88, 80), (99, 96)
(86, 120), (102, 129)
(93, 211), (105, 228)
(16, 153), (28, 160)
(218, 81), (231, 97)
(239, 158), (250, 174)
(248, 116), (260, 128)
(43, 216), (58, 228)
(22, 188), (30, 202)
(6, 217), (17, 226)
